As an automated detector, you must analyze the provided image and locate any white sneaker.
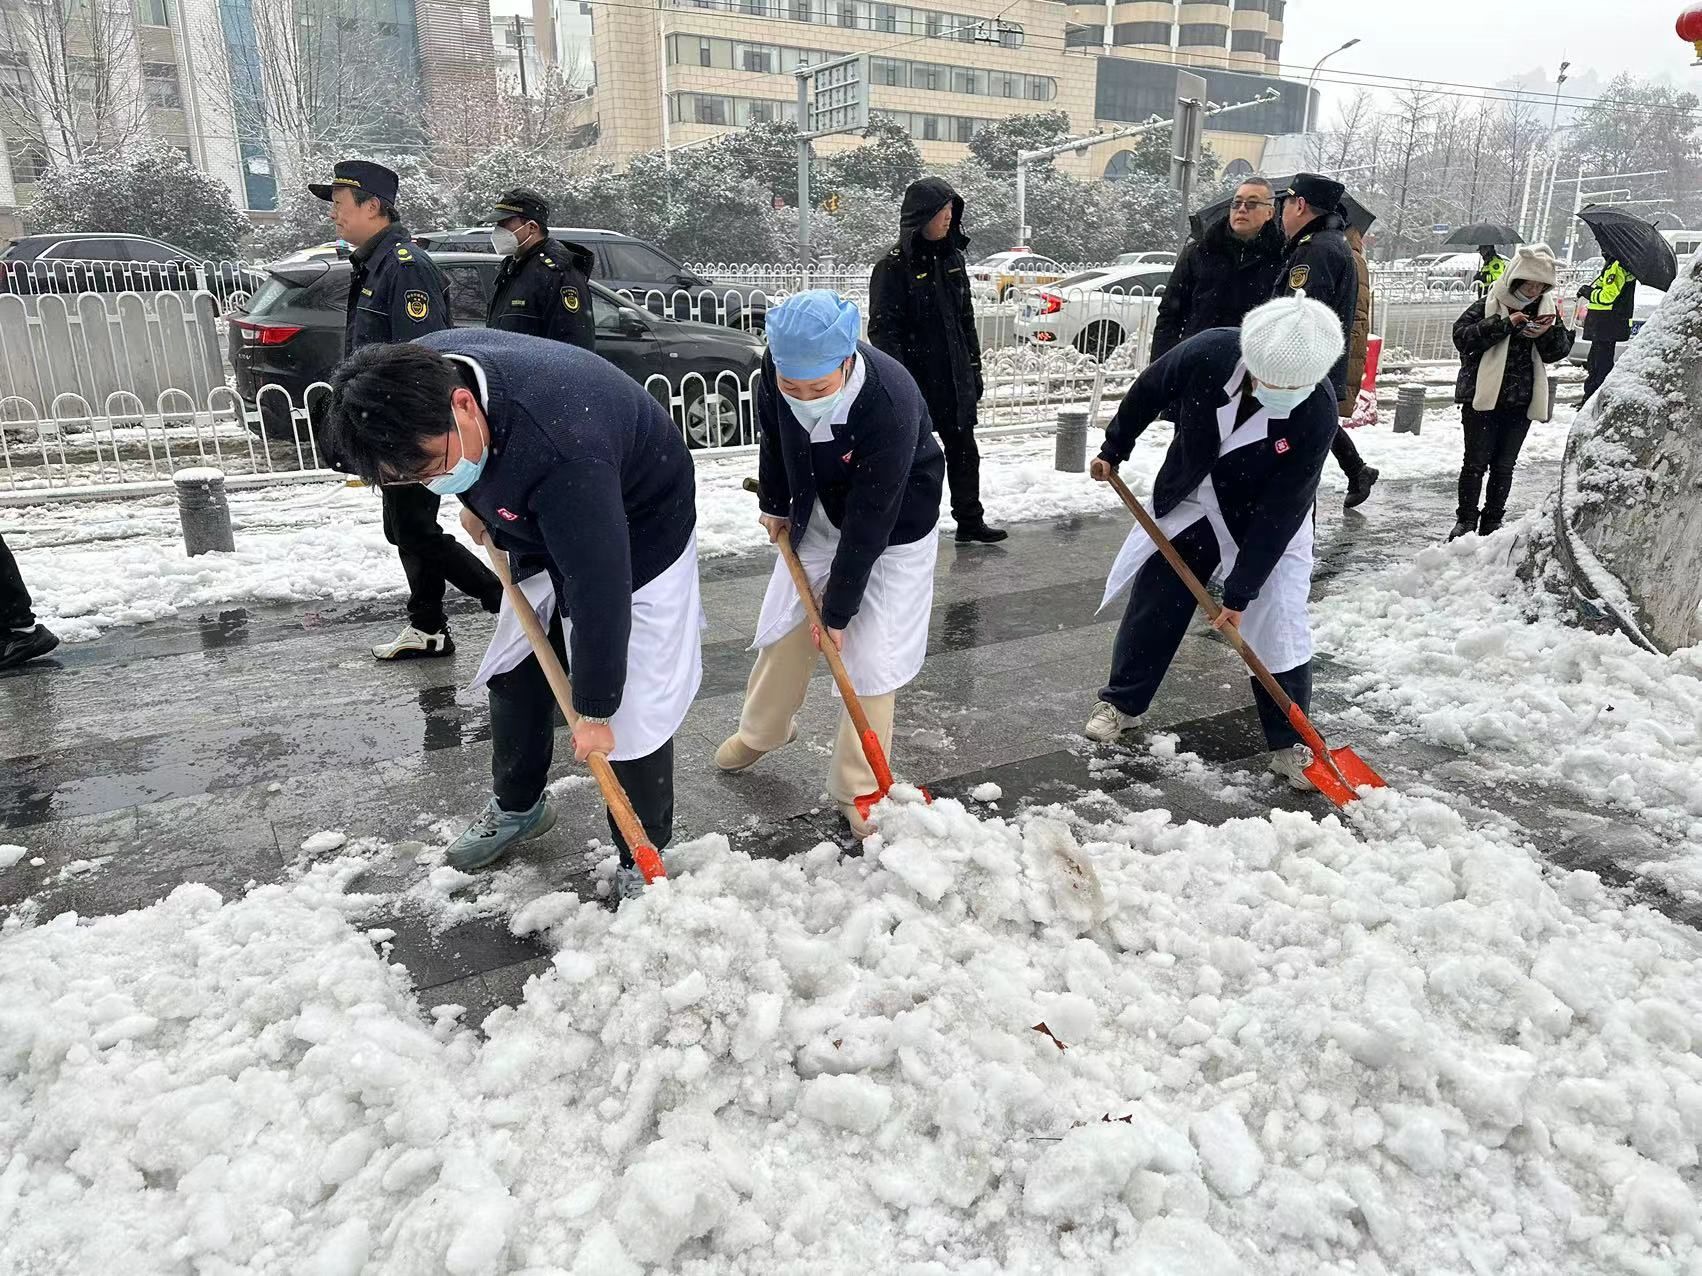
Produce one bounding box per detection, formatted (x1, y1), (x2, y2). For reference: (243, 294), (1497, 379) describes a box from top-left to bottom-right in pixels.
(1268, 744), (1317, 791)
(1084, 701), (1143, 743)
(371, 625), (454, 660)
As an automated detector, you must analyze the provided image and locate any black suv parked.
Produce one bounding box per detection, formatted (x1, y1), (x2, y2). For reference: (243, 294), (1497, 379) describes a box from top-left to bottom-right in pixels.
(1, 233), (258, 302)
(227, 247), (764, 449)
(413, 227), (768, 331)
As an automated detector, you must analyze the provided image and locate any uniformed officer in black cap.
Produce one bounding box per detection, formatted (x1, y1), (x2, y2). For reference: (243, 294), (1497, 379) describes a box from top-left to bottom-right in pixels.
(312, 158), (503, 661)
(1272, 173), (1369, 502)
(484, 188), (596, 352)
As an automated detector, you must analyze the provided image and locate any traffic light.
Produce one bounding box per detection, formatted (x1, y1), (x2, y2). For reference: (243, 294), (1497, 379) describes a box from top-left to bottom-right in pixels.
(820, 192), (840, 214)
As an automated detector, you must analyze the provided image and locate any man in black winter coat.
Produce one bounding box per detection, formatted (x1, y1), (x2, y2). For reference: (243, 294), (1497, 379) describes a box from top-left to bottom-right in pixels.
(1272, 173), (1372, 504)
(1150, 177), (1285, 360)
(484, 188), (596, 351)
(869, 176), (1005, 544)
(313, 158), (504, 663)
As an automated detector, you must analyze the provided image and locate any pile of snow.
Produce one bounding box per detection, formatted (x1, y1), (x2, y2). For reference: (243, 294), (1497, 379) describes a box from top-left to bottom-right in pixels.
(5, 790), (1702, 1272)
(1315, 516), (1702, 891)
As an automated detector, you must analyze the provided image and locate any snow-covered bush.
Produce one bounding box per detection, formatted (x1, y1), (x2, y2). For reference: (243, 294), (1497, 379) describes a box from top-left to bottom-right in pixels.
(26, 140), (249, 258)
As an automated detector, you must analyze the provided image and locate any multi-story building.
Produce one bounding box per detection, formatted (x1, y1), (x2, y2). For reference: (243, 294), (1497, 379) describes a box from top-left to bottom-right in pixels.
(558, 0), (1311, 179)
(491, 0), (594, 90)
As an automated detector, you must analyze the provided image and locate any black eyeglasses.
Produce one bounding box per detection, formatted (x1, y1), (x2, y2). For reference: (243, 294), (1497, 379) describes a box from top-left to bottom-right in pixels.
(1230, 199), (1272, 211)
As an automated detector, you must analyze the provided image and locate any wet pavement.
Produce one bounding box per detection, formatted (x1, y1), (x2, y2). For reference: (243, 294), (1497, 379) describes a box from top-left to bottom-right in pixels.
(3, 460), (1691, 1027)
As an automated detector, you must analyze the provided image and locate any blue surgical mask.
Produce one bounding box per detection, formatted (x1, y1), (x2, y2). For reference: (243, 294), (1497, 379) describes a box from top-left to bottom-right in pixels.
(1252, 382), (1313, 415)
(424, 419), (487, 495)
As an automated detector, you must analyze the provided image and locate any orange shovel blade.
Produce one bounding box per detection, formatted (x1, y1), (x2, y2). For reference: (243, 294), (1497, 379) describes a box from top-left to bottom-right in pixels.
(1303, 747), (1386, 808)
(632, 842), (667, 884)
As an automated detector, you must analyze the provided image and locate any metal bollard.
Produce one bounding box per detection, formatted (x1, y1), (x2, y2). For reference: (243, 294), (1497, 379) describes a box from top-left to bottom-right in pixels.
(1054, 408), (1089, 473)
(174, 467), (236, 556)
(1393, 383), (1426, 435)
(1547, 373), (1560, 421)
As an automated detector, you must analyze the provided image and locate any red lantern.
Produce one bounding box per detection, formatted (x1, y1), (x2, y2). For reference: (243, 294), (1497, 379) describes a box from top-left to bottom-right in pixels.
(1679, 2), (1702, 60)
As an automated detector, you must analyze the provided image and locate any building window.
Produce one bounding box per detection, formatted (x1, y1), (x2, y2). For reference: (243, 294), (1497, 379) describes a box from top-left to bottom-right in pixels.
(1112, 21), (1170, 45)
(738, 44), (774, 72)
(1229, 29), (1263, 52)
(1177, 23), (1228, 47)
(872, 56), (902, 86)
(6, 136), (49, 184)
(1262, 38), (1280, 60)
(0, 51), (29, 101)
(136, 0), (170, 25)
(1094, 54), (1307, 134)
(143, 61), (182, 110)
(1064, 22), (1101, 47)
(1232, 0), (1264, 9)
(789, 0), (810, 19)
(1268, 0), (1284, 18)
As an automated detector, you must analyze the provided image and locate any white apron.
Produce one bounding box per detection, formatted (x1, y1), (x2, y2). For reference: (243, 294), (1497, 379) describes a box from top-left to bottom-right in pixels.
(469, 536), (706, 762)
(1097, 361), (1315, 675)
(750, 356), (938, 698)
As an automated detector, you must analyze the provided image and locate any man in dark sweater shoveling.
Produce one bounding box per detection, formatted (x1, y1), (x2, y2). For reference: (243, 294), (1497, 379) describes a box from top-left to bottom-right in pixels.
(1085, 293), (1345, 791)
(323, 330), (703, 893)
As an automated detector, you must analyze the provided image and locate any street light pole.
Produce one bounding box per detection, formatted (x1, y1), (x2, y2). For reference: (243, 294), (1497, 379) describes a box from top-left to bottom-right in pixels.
(1303, 37), (1360, 135)
(1536, 59), (1570, 241)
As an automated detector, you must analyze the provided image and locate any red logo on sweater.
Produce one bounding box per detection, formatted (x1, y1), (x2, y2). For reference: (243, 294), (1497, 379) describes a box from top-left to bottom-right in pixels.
(1274, 438), (1290, 455)
(841, 451), (854, 464)
(496, 507), (519, 521)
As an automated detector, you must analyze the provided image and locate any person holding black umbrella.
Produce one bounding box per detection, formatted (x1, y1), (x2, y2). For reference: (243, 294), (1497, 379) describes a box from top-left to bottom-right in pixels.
(1473, 246), (1506, 297)
(1578, 258), (1636, 403)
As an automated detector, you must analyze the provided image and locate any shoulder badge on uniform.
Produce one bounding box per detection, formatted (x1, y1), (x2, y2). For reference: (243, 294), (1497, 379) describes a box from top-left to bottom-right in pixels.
(542, 256), (556, 268)
(1288, 265), (1310, 290)
(396, 245), (414, 262)
(1299, 234), (1312, 244)
(510, 298), (527, 307)
(404, 289), (430, 321)
(561, 285), (580, 313)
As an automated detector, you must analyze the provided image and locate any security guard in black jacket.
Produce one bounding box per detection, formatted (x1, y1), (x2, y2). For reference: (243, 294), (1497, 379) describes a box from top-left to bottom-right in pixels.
(484, 188), (596, 351)
(1272, 173), (1368, 497)
(313, 158), (502, 661)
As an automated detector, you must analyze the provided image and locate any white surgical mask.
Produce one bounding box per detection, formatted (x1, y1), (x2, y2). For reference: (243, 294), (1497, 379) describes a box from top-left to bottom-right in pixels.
(1252, 382), (1313, 415)
(783, 385), (846, 430)
(491, 227), (521, 257)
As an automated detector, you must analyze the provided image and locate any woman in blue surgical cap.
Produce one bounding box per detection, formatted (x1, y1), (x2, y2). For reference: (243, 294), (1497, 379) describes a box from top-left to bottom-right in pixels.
(715, 289), (946, 839)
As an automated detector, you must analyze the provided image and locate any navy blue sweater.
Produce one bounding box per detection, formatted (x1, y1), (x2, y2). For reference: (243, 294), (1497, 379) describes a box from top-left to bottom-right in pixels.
(417, 328), (696, 719)
(756, 342), (944, 629)
(1098, 327), (1335, 612)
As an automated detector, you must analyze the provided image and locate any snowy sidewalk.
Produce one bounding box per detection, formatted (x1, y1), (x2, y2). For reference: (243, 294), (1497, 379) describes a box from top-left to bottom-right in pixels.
(5, 417), (1702, 1275)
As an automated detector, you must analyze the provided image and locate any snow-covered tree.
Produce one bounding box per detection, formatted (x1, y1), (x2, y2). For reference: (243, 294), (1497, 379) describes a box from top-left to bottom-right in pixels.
(449, 144), (577, 226)
(25, 140), (248, 257)
(820, 119), (922, 198)
(1555, 256), (1702, 651)
(966, 111), (1071, 173)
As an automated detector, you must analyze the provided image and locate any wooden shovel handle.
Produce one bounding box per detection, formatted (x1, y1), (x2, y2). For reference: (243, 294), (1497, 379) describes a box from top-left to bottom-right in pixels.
(743, 477), (876, 741)
(482, 542), (666, 883)
(1104, 470), (1325, 755)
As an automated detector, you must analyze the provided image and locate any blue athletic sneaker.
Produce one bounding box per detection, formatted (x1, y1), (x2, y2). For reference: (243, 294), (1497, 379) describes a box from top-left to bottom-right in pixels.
(446, 796), (556, 870)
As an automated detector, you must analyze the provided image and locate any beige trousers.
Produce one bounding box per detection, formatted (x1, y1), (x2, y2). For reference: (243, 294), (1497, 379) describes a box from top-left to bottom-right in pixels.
(737, 622), (897, 806)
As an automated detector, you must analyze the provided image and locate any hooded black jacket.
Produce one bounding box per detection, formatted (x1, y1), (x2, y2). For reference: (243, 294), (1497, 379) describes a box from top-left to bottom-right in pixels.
(1271, 211), (1357, 398)
(1150, 217), (1285, 361)
(868, 177), (982, 433)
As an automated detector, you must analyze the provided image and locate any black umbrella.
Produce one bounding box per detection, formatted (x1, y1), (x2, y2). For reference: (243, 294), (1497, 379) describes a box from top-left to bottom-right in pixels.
(1340, 193), (1378, 235)
(1576, 205), (1678, 290)
(1189, 194), (1233, 240)
(1444, 221), (1522, 247)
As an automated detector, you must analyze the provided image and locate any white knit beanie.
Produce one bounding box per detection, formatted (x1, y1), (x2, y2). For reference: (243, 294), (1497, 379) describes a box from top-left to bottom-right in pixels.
(1239, 291), (1346, 388)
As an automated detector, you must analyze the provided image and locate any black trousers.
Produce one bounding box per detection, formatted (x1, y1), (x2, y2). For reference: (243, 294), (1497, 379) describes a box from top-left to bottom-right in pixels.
(486, 615), (675, 868)
(1457, 406), (1533, 528)
(1100, 519), (1312, 750)
(934, 411), (984, 527)
(1330, 425), (1365, 480)
(381, 485), (502, 635)
(0, 532), (34, 630)
(1581, 339), (1617, 403)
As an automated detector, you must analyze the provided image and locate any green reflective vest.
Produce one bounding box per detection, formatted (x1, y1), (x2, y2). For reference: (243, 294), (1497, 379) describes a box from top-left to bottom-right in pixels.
(1588, 261), (1630, 311)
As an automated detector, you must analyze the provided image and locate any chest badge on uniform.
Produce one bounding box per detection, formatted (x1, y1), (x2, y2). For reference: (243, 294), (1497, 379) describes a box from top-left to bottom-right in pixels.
(1288, 265), (1310, 290)
(1274, 438), (1290, 454)
(561, 286), (580, 313)
(404, 290), (429, 321)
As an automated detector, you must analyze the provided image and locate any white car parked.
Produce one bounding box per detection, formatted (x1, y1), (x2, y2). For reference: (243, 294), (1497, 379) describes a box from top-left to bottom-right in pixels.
(1113, 251), (1177, 268)
(1014, 265), (1171, 359)
(968, 250), (1067, 303)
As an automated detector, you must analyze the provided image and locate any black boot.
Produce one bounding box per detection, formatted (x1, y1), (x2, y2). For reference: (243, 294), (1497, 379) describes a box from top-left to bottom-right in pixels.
(955, 521), (1008, 544)
(1447, 518), (1477, 542)
(1479, 470), (1514, 536)
(1343, 465), (1379, 509)
(0, 623), (59, 671)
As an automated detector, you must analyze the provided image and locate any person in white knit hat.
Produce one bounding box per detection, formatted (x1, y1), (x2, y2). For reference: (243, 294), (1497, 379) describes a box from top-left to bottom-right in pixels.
(1084, 292), (1345, 789)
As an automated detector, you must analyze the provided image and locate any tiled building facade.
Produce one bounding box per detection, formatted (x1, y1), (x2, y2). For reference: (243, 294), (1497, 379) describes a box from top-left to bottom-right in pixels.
(558, 0), (1310, 180)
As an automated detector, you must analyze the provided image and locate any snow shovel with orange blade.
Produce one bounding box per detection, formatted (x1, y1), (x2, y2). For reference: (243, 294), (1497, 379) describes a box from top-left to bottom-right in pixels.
(482, 544), (668, 885)
(1104, 470), (1385, 808)
(743, 477), (929, 821)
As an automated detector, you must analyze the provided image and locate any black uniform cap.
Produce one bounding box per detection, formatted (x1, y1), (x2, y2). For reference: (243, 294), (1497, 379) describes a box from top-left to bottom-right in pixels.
(486, 189), (550, 227)
(1276, 172), (1346, 213)
(309, 160), (399, 204)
